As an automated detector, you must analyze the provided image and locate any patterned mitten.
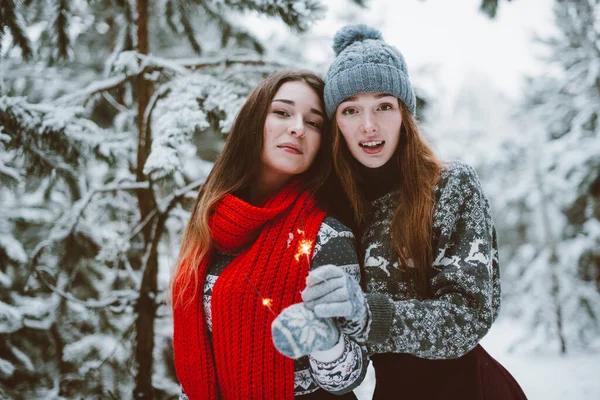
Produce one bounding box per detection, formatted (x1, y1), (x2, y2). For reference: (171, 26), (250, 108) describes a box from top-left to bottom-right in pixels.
(271, 303), (340, 359)
(302, 264), (369, 340)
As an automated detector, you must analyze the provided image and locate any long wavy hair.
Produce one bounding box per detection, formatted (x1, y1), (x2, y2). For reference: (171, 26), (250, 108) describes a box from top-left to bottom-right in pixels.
(171, 71), (329, 308)
(332, 102), (441, 295)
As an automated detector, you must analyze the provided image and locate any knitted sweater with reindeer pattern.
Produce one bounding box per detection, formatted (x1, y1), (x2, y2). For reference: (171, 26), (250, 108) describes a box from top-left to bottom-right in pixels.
(361, 161), (501, 359)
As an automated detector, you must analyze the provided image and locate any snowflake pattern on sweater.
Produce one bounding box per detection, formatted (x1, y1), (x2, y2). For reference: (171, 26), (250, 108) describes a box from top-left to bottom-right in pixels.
(202, 217), (367, 396)
(362, 161), (501, 359)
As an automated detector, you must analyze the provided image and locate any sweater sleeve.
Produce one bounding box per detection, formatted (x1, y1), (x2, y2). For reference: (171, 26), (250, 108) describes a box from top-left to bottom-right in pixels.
(306, 217), (368, 394)
(366, 163), (500, 359)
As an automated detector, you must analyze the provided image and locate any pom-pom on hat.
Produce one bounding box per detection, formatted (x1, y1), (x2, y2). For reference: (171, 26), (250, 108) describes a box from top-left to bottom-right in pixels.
(324, 24), (416, 118)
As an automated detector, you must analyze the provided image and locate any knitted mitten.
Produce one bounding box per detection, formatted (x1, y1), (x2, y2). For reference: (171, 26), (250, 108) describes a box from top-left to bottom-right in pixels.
(302, 264), (369, 340)
(271, 303), (340, 359)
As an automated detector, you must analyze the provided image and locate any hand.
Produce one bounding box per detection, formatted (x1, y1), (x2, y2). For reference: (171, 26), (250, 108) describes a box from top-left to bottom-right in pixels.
(302, 265), (369, 339)
(271, 303), (340, 359)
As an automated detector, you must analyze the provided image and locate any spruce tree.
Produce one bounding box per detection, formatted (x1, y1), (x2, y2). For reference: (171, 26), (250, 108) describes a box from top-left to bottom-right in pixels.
(503, 0), (600, 354)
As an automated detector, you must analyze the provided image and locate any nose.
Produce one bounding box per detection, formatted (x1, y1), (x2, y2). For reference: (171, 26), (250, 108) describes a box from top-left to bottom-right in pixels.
(360, 112), (378, 135)
(288, 115), (306, 138)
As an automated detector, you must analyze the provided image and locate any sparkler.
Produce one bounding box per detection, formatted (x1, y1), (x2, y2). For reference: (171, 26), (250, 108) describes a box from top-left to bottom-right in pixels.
(294, 228), (314, 262)
(243, 273), (276, 316)
(294, 227), (329, 287)
(242, 223), (317, 316)
(294, 226), (327, 292)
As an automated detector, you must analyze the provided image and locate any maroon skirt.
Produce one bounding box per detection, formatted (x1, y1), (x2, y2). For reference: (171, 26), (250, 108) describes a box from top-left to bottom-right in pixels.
(371, 345), (527, 399)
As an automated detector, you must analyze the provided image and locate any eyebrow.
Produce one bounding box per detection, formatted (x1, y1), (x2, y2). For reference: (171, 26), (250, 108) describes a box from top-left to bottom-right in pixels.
(340, 93), (394, 103)
(272, 99), (325, 118)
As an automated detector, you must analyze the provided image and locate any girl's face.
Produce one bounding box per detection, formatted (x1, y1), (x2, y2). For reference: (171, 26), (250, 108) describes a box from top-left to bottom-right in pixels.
(261, 81), (325, 185)
(335, 92), (402, 168)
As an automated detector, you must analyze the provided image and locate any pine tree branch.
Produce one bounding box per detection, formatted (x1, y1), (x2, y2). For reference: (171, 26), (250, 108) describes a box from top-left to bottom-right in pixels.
(113, 0), (136, 50)
(54, 73), (130, 105)
(178, 2), (202, 55)
(55, 0), (71, 60)
(175, 53), (290, 70)
(48, 53), (284, 108)
(157, 177), (205, 214)
(201, 2), (265, 54)
(133, 179), (205, 307)
(479, 0), (513, 18)
(120, 253), (141, 287)
(29, 142), (79, 184)
(101, 91), (131, 114)
(164, 0), (180, 35)
(25, 181), (151, 289)
(199, 0), (326, 32)
(88, 321), (136, 374)
(0, 160), (21, 187)
(35, 266), (139, 309)
(128, 208), (157, 241)
(138, 53), (191, 75)
(142, 73), (172, 136)
(0, 0), (34, 60)
(104, 16), (131, 78)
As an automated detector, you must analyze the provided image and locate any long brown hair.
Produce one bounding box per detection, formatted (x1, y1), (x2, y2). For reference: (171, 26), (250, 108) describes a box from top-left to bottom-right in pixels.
(332, 102), (441, 295)
(171, 71), (329, 308)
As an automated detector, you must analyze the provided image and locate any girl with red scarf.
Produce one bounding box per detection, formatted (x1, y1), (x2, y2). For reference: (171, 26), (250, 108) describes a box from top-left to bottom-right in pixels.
(170, 71), (367, 400)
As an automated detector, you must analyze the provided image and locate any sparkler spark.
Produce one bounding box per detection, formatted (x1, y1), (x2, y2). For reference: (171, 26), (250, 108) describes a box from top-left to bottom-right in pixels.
(295, 239), (314, 261)
(243, 274), (276, 316)
(262, 298), (273, 307)
(241, 223), (315, 318)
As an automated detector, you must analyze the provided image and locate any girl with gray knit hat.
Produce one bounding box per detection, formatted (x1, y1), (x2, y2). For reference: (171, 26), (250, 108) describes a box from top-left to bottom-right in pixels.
(300, 24), (527, 399)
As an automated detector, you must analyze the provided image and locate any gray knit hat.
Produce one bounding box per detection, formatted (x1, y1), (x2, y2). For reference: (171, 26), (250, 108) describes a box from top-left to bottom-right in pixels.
(324, 24), (416, 119)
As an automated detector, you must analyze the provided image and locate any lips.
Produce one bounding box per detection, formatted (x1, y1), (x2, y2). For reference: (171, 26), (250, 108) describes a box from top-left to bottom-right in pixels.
(278, 142), (303, 154)
(359, 140), (385, 154)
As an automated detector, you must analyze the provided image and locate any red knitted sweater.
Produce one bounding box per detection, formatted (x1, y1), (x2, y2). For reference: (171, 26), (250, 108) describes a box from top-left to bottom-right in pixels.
(173, 182), (326, 400)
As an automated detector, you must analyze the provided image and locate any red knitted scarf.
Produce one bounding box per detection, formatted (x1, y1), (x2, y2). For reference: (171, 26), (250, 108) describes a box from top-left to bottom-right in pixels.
(173, 182), (326, 400)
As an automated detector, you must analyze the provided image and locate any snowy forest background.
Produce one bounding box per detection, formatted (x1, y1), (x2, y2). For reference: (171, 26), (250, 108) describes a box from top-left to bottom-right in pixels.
(0, 0), (598, 399)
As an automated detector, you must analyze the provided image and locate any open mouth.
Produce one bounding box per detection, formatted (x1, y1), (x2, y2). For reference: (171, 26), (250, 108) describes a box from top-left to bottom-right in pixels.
(359, 140), (385, 154)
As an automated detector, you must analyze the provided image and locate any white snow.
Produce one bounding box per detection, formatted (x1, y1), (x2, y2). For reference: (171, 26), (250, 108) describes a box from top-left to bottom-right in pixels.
(62, 334), (129, 373)
(0, 301), (23, 334)
(0, 235), (28, 264)
(0, 358), (16, 378)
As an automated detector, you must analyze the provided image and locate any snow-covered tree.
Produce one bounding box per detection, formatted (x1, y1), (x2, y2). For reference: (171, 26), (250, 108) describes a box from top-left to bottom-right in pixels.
(0, 1), (330, 398)
(501, 0), (600, 354)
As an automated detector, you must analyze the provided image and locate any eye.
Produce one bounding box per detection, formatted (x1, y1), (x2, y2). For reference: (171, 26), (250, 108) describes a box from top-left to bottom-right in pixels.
(378, 103), (393, 111)
(306, 120), (322, 129)
(341, 107), (357, 116)
(274, 110), (290, 117)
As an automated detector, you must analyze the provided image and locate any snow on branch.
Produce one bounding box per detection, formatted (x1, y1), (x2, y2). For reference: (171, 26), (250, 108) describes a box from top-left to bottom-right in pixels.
(175, 53), (292, 70)
(157, 178), (205, 214)
(144, 73), (242, 180)
(0, 158), (21, 187)
(0, 234), (28, 265)
(0, 0), (34, 60)
(35, 266), (139, 311)
(204, 0), (326, 32)
(62, 330), (133, 374)
(47, 51), (286, 107)
(54, 73), (130, 105)
(0, 301), (23, 334)
(0, 96), (107, 182)
(26, 181), (150, 278)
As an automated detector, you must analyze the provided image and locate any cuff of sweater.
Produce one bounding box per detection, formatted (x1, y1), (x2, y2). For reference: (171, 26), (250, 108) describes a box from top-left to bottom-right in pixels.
(365, 293), (394, 344)
(310, 332), (345, 362)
